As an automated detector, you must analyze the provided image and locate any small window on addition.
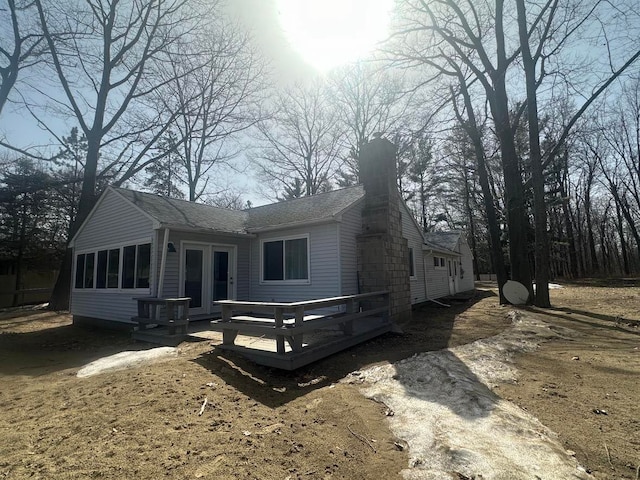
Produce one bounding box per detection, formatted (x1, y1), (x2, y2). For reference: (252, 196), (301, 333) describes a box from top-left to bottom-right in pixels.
(409, 247), (415, 278)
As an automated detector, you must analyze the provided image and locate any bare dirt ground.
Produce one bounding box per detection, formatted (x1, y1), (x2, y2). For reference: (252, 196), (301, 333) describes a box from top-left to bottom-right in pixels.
(0, 281), (638, 479)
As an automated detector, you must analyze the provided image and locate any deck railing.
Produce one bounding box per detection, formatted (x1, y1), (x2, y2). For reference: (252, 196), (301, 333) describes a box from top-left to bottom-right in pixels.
(132, 297), (191, 335)
(212, 291), (389, 355)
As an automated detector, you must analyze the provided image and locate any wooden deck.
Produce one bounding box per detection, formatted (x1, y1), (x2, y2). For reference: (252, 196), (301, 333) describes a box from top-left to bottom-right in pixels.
(132, 292), (392, 369)
(206, 291), (391, 370)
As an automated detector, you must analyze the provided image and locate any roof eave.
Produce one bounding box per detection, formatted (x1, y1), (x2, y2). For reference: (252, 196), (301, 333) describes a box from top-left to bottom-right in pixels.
(157, 223), (255, 238)
(422, 243), (461, 256)
(247, 217), (337, 234)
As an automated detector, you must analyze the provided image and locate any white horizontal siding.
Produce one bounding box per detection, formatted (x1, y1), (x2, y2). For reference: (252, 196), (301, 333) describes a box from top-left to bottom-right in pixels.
(72, 290), (141, 323)
(401, 206), (427, 305)
(74, 190), (153, 251)
(425, 254), (451, 299)
(71, 190), (155, 322)
(458, 237), (475, 292)
(250, 223), (340, 302)
(340, 205), (361, 296)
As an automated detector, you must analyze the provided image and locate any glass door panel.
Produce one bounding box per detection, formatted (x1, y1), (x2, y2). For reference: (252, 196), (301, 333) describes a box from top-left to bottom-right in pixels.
(184, 248), (204, 309)
(212, 250), (229, 301)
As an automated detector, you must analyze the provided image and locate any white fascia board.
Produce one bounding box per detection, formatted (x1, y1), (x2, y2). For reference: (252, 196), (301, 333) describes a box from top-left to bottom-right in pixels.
(421, 243), (462, 256)
(159, 223), (255, 238)
(247, 217), (336, 234)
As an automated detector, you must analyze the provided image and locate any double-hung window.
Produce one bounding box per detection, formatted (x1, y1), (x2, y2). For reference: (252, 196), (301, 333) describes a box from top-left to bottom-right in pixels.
(262, 236), (309, 282)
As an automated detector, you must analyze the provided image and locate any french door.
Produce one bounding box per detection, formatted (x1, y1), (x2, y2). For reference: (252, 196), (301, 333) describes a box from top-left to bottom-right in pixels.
(182, 243), (235, 315)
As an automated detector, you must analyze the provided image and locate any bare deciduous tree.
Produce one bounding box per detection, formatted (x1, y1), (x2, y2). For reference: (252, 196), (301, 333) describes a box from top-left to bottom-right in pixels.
(253, 81), (343, 199)
(158, 21), (265, 201)
(34, 0), (198, 308)
(0, 0), (44, 115)
(391, 0), (640, 305)
(329, 61), (408, 186)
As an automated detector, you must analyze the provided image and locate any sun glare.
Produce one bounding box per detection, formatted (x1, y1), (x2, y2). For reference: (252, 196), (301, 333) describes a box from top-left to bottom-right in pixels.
(276, 0), (394, 72)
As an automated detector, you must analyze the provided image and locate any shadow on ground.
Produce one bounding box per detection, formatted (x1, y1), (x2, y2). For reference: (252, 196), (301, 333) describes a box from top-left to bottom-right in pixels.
(192, 288), (507, 412)
(0, 313), (155, 376)
(525, 306), (640, 336)
(558, 277), (640, 288)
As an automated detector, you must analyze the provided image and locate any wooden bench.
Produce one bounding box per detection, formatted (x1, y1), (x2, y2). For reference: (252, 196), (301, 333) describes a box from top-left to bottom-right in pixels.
(210, 291), (389, 362)
(132, 297), (191, 335)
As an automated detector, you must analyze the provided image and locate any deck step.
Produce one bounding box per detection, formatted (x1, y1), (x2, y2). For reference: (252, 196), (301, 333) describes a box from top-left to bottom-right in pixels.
(132, 328), (188, 347)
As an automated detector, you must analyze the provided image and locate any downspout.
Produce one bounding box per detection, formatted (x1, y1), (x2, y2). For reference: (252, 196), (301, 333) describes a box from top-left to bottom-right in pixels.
(157, 227), (170, 298)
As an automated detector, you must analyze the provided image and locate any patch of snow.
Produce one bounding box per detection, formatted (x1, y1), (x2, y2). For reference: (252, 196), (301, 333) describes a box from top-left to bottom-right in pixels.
(77, 347), (178, 378)
(532, 282), (564, 292)
(359, 311), (589, 479)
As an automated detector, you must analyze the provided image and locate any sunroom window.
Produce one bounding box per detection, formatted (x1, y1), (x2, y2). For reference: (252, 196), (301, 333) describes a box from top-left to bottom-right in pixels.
(96, 248), (120, 289)
(122, 243), (150, 289)
(74, 242), (149, 290)
(263, 237), (308, 281)
(74, 252), (95, 289)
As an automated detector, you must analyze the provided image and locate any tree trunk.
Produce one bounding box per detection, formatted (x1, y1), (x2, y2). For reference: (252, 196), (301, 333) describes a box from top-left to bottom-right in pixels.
(516, 0), (549, 307)
(584, 193), (599, 274)
(558, 153), (578, 277)
(489, 83), (532, 299)
(615, 200), (630, 275)
(12, 204), (27, 307)
(463, 168), (481, 281)
(453, 83), (508, 302)
(48, 137), (100, 311)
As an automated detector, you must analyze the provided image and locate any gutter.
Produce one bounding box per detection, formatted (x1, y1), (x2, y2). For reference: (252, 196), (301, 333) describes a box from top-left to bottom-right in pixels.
(246, 217), (337, 234)
(158, 224), (255, 238)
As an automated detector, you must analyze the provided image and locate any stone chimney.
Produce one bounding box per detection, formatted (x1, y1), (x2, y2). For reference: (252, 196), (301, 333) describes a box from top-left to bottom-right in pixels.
(356, 137), (412, 325)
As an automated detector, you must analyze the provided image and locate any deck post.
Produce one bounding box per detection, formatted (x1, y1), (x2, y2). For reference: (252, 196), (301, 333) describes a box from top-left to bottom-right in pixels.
(166, 302), (176, 335)
(221, 304), (232, 322)
(290, 306), (304, 351)
(274, 307), (285, 354)
(343, 299), (355, 335)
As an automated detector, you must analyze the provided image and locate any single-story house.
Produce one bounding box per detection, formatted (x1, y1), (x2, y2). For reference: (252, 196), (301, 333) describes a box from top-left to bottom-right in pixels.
(69, 186), (473, 327)
(69, 141), (474, 329)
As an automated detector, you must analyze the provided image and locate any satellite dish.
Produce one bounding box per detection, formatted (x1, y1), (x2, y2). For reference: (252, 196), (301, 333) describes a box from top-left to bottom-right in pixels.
(503, 280), (529, 305)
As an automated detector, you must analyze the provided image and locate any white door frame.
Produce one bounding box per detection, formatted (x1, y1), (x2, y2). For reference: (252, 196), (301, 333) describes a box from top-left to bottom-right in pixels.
(179, 241), (237, 315)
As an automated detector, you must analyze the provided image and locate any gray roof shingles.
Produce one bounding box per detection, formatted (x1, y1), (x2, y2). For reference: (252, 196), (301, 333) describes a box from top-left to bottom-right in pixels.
(114, 185), (365, 234)
(115, 189), (248, 233)
(245, 186), (364, 230)
(423, 231), (462, 252)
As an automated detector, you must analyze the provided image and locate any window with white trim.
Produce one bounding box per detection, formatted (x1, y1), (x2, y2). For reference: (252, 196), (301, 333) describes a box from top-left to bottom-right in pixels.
(74, 242), (150, 289)
(262, 236), (309, 282)
(96, 248), (120, 289)
(433, 256), (446, 269)
(74, 252), (95, 289)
